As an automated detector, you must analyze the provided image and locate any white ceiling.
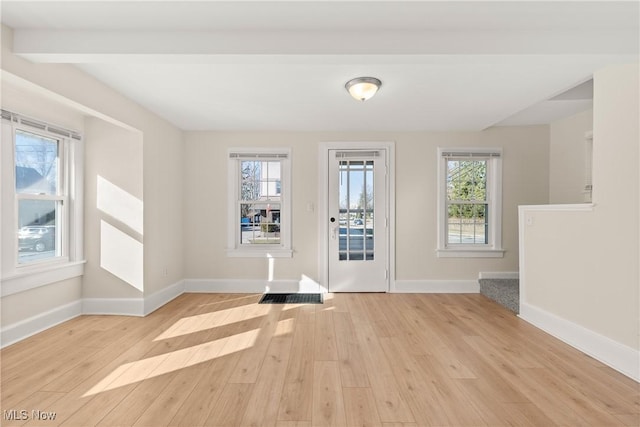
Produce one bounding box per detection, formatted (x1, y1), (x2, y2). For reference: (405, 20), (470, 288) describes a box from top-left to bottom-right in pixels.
(1, 1), (638, 132)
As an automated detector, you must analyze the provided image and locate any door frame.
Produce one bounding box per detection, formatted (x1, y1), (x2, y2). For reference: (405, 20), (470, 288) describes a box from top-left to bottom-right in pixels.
(318, 141), (396, 293)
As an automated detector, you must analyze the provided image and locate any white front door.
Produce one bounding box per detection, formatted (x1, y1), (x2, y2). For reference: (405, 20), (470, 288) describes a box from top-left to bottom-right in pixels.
(328, 149), (388, 292)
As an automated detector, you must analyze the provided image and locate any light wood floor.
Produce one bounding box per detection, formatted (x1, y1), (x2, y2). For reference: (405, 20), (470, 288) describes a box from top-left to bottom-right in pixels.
(1, 293), (638, 426)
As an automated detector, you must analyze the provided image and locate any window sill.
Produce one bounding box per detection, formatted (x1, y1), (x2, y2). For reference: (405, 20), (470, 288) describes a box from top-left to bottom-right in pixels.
(1, 260), (86, 297)
(437, 248), (505, 258)
(226, 248), (293, 258)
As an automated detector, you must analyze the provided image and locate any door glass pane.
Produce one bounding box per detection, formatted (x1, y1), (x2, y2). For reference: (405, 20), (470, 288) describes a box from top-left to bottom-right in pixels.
(15, 130), (59, 195)
(338, 159), (374, 261)
(18, 199), (59, 263)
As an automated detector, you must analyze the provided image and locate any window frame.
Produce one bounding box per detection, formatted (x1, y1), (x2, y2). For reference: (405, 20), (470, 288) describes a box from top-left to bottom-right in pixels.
(1, 111), (84, 296)
(226, 147), (292, 258)
(436, 147), (504, 258)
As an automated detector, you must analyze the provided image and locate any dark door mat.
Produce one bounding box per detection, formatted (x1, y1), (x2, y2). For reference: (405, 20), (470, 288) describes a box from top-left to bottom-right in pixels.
(258, 293), (323, 304)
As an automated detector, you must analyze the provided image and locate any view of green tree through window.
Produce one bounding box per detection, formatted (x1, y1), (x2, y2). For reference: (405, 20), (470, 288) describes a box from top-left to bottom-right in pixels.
(446, 159), (488, 244)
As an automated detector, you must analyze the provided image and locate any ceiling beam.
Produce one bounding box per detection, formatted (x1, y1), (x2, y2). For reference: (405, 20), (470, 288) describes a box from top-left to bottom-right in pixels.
(13, 29), (639, 63)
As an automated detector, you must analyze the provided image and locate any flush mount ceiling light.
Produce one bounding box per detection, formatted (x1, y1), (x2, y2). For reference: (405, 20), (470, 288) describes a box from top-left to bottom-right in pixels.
(345, 77), (382, 102)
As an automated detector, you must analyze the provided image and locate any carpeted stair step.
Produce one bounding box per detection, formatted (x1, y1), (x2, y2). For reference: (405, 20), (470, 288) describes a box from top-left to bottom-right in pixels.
(479, 278), (519, 314)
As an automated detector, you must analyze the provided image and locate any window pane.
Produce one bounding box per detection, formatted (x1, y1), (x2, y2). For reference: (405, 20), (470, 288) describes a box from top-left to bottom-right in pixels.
(241, 160), (282, 202)
(447, 202), (489, 245)
(18, 199), (60, 263)
(447, 218), (462, 244)
(446, 156), (489, 246)
(239, 202), (280, 245)
(265, 161), (281, 198)
(240, 161), (260, 201)
(447, 159), (486, 202)
(473, 204), (488, 244)
(15, 130), (59, 195)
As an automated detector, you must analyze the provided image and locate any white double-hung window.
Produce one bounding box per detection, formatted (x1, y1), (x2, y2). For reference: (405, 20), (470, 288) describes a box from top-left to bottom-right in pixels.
(227, 148), (292, 257)
(1, 110), (84, 294)
(437, 147), (504, 258)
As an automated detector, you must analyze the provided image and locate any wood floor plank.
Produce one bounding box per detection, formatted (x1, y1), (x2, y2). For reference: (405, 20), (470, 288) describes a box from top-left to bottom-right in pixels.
(1, 293), (637, 427)
(167, 352), (244, 427)
(345, 295), (416, 424)
(1, 391), (65, 427)
(380, 423), (418, 427)
(342, 387), (382, 427)
(239, 332), (293, 427)
(2, 345), (102, 409)
(380, 338), (485, 426)
(462, 334), (623, 426)
(96, 374), (171, 426)
(134, 358), (231, 426)
(333, 311), (370, 388)
(313, 309), (338, 361)
(227, 304), (282, 383)
(204, 382), (254, 427)
(311, 361), (347, 427)
(277, 307), (315, 422)
(615, 413), (640, 426)
(275, 422), (312, 427)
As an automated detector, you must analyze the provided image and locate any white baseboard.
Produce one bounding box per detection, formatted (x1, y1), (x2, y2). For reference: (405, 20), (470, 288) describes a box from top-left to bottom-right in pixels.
(392, 280), (479, 293)
(82, 280), (186, 316)
(1, 280), (187, 347)
(479, 271), (519, 280)
(520, 302), (640, 382)
(184, 278), (321, 294)
(82, 297), (145, 316)
(144, 280), (185, 315)
(1, 300), (82, 348)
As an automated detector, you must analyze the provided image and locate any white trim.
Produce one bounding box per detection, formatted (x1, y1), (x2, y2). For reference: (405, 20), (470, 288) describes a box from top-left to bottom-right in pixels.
(226, 249), (293, 258)
(479, 271), (519, 280)
(519, 203), (595, 212)
(519, 302), (640, 382)
(1, 260), (85, 297)
(437, 249), (504, 258)
(82, 297), (145, 316)
(318, 141), (396, 292)
(1, 110), (85, 294)
(392, 280), (479, 293)
(0, 300), (82, 348)
(82, 280), (187, 316)
(184, 278), (321, 294)
(437, 147), (503, 255)
(144, 280), (185, 315)
(226, 147), (292, 257)
(1, 280), (188, 347)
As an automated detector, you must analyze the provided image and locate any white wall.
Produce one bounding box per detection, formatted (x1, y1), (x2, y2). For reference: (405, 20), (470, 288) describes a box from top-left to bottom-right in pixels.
(84, 118), (144, 299)
(184, 126), (549, 287)
(519, 64), (639, 379)
(0, 82), (86, 328)
(1, 277), (81, 326)
(1, 24), (184, 339)
(142, 116), (185, 294)
(549, 109), (593, 204)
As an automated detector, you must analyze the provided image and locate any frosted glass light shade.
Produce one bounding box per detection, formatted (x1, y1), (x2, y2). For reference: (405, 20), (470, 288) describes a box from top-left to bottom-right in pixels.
(345, 77), (382, 101)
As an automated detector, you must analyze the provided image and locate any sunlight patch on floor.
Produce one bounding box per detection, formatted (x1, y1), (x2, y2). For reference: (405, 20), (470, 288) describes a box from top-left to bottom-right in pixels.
(83, 328), (261, 397)
(274, 318), (295, 337)
(154, 304), (272, 341)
